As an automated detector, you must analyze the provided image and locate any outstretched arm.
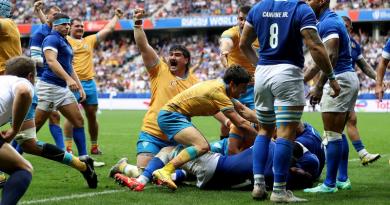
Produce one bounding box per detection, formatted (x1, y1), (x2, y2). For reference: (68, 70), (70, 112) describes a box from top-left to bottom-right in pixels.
(34, 0), (47, 24)
(96, 9), (123, 43)
(133, 8), (159, 70)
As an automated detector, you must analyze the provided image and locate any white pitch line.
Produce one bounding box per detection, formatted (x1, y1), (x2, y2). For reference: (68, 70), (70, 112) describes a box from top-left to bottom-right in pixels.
(20, 189), (126, 205)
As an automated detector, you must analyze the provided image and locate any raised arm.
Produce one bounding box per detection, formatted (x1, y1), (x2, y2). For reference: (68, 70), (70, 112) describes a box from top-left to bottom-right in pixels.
(96, 9), (123, 42)
(34, 0), (47, 24)
(375, 57), (389, 101)
(133, 8), (159, 70)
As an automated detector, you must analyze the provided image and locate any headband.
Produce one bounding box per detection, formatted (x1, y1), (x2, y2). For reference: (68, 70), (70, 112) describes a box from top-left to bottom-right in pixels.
(53, 18), (71, 26)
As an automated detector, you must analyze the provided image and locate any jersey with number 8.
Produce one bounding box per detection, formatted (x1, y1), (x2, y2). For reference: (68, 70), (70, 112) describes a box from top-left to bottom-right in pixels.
(246, 0), (317, 68)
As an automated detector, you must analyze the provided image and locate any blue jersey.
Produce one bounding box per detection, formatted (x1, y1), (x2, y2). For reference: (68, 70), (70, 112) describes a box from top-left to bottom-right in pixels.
(41, 30), (74, 87)
(296, 123), (325, 179)
(317, 9), (353, 75)
(29, 24), (51, 77)
(246, 0), (317, 68)
(350, 37), (363, 69)
(382, 38), (390, 60)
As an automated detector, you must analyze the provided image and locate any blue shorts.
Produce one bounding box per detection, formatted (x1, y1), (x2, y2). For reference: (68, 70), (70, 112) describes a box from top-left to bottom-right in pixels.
(73, 79), (98, 105)
(238, 84), (254, 110)
(136, 131), (177, 155)
(157, 110), (193, 141)
(210, 138), (229, 156)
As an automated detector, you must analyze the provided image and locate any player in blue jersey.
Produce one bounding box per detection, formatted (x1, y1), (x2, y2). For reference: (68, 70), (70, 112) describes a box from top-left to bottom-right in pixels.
(29, 1), (65, 150)
(27, 13), (98, 188)
(340, 16), (380, 166)
(375, 38), (390, 102)
(114, 122), (325, 192)
(239, 0), (340, 202)
(304, 0), (359, 193)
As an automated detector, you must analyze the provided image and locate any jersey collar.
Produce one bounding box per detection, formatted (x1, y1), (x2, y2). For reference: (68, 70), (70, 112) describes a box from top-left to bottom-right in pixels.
(319, 8), (332, 22)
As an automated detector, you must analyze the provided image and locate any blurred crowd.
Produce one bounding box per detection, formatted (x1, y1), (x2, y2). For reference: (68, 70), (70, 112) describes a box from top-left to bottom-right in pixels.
(21, 32), (387, 94)
(11, 0), (389, 23)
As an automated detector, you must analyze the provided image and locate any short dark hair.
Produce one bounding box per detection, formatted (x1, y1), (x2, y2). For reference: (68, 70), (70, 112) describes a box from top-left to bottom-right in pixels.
(45, 5), (61, 14)
(5, 56), (36, 78)
(238, 5), (251, 15)
(341, 16), (351, 23)
(223, 65), (251, 85)
(53, 13), (70, 21)
(169, 45), (191, 69)
(71, 17), (82, 25)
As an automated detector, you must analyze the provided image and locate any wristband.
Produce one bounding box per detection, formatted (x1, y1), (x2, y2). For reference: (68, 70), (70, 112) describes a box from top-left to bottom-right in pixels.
(134, 19), (143, 27)
(327, 71), (335, 81)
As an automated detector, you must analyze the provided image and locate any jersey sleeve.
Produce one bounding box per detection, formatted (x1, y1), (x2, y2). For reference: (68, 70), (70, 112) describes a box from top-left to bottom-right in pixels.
(42, 35), (60, 53)
(382, 39), (390, 60)
(296, 3), (317, 32)
(318, 19), (339, 43)
(30, 32), (45, 62)
(246, 6), (255, 28)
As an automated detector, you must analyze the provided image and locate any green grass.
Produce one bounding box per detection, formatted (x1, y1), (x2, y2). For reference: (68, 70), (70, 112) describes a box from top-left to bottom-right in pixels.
(10, 111), (390, 204)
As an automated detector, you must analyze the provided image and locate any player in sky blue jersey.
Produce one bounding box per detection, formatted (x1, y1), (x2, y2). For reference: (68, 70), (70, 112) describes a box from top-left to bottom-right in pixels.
(28, 2), (65, 150)
(304, 0), (360, 194)
(239, 0), (340, 202)
(340, 16), (380, 167)
(375, 38), (390, 101)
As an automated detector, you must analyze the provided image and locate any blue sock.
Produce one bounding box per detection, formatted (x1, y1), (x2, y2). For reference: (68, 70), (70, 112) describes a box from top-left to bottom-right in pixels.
(73, 127), (87, 156)
(1, 169), (32, 205)
(142, 157), (164, 181)
(337, 134), (349, 182)
(324, 139), (342, 187)
(253, 135), (270, 175)
(351, 139), (364, 152)
(173, 169), (187, 183)
(11, 140), (23, 154)
(273, 138), (293, 191)
(49, 124), (65, 150)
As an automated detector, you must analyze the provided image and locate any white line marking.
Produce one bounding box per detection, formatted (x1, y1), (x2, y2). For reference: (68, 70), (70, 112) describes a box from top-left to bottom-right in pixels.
(20, 189), (125, 204)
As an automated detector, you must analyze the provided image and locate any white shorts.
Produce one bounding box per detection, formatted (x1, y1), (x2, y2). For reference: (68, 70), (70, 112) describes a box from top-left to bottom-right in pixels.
(254, 64), (306, 111)
(36, 80), (77, 112)
(320, 71), (359, 113)
(181, 152), (220, 188)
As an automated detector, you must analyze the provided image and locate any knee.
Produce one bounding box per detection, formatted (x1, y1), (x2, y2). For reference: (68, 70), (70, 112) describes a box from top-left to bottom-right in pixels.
(49, 112), (61, 124)
(73, 116), (84, 128)
(20, 160), (34, 174)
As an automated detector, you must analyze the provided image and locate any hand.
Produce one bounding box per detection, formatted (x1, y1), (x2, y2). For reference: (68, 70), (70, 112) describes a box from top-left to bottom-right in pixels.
(66, 78), (79, 92)
(115, 8), (123, 18)
(307, 86), (323, 106)
(1, 128), (18, 142)
(133, 8), (146, 20)
(375, 83), (384, 102)
(79, 88), (86, 103)
(34, 0), (44, 11)
(328, 79), (341, 98)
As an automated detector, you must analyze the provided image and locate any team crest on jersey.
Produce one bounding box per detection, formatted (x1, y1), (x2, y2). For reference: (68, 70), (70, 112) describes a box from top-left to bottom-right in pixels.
(142, 142), (149, 148)
(83, 44), (89, 49)
(170, 80), (178, 87)
(351, 42), (356, 48)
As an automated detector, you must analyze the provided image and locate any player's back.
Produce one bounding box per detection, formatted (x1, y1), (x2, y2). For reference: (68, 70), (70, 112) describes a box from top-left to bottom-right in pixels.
(247, 0), (316, 68)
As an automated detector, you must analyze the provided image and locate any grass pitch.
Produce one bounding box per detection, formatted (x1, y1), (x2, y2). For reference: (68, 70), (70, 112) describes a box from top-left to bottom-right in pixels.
(10, 111), (390, 205)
